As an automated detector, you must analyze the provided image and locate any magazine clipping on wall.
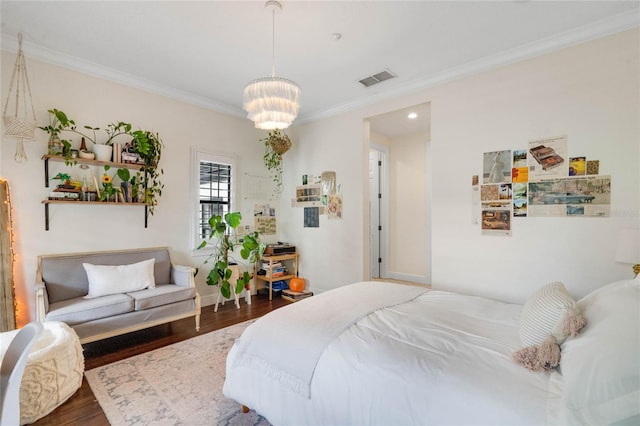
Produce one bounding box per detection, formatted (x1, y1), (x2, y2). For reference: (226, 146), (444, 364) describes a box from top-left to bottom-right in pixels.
(476, 134), (608, 227)
(527, 135), (568, 181)
(327, 194), (343, 219)
(528, 175), (611, 217)
(483, 150), (512, 184)
(471, 175), (480, 225)
(254, 203), (276, 235)
(480, 182), (512, 236)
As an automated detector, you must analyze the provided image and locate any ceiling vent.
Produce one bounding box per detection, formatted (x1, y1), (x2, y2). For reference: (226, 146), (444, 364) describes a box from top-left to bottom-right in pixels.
(358, 70), (397, 88)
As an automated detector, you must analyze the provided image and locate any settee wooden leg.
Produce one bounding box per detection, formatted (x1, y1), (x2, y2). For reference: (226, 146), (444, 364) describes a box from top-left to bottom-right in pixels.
(242, 405), (250, 413)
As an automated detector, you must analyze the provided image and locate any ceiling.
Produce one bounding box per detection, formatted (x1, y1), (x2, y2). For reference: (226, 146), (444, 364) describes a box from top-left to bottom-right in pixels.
(1, 1), (638, 137)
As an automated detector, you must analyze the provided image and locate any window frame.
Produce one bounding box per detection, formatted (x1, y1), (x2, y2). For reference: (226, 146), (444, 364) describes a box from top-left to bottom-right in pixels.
(190, 147), (238, 256)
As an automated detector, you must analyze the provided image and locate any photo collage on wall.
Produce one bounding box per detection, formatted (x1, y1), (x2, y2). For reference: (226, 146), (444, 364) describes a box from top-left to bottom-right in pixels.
(475, 135), (611, 236)
(293, 171), (342, 228)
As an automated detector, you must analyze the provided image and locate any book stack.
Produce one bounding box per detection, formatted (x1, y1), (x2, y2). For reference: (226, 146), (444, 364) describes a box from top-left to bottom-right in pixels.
(49, 183), (81, 201)
(281, 289), (313, 303)
(261, 261), (287, 278)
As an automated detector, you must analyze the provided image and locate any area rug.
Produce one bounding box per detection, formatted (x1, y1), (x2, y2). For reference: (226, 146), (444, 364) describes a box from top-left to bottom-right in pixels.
(85, 320), (271, 426)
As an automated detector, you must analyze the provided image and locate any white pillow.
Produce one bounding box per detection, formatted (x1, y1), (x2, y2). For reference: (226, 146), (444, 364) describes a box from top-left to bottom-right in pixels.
(559, 279), (640, 424)
(519, 281), (576, 346)
(83, 258), (156, 298)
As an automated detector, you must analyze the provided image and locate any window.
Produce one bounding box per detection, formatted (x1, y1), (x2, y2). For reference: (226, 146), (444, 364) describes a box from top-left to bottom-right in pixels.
(191, 149), (237, 249)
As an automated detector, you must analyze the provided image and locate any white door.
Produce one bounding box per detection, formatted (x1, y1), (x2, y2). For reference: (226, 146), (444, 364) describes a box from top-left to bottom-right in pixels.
(369, 146), (387, 279)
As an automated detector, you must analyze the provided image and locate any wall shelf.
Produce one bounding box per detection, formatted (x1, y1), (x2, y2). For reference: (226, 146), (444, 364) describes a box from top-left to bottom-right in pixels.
(42, 155), (144, 188)
(41, 155), (149, 230)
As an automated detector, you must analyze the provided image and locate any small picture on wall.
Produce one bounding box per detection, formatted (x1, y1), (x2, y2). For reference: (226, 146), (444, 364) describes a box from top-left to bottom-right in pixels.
(527, 135), (568, 181)
(512, 150), (528, 183)
(569, 157), (586, 176)
(304, 207), (319, 227)
(483, 150), (512, 184)
(481, 209), (511, 236)
(586, 160), (600, 175)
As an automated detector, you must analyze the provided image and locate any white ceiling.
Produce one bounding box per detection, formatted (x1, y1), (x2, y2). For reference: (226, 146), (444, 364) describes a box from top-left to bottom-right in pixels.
(1, 1), (638, 137)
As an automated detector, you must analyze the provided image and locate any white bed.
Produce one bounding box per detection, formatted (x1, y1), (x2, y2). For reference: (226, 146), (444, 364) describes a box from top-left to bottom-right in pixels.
(224, 279), (640, 425)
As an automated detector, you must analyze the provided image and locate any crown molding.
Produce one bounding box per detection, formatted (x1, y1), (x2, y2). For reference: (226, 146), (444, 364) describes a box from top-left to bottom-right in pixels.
(0, 35), (245, 118)
(296, 10), (640, 125)
(2, 9), (637, 126)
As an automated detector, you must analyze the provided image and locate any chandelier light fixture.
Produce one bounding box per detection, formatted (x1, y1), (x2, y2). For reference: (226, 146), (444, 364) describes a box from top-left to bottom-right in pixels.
(243, 0), (301, 130)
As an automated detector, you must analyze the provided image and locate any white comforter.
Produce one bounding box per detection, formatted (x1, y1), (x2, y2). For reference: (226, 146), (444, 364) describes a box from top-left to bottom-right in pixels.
(224, 282), (553, 425)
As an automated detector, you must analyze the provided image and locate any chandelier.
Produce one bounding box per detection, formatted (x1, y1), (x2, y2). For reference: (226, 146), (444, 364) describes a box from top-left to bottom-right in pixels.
(243, 1), (301, 130)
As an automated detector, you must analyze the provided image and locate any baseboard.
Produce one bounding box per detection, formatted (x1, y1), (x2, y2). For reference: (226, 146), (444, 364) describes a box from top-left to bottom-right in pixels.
(386, 272), (429, 285)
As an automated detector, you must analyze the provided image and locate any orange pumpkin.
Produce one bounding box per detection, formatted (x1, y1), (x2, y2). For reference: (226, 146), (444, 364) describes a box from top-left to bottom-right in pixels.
(289, 277), (305, 292)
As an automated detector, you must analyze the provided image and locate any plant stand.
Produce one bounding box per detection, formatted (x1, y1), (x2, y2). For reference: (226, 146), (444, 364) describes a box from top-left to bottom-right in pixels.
(213, 264), (251, 312)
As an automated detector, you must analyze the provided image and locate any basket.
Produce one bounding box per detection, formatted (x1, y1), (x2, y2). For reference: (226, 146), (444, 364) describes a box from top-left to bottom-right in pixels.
(269, 134), (291, 155)
(3, 115), (37, 139)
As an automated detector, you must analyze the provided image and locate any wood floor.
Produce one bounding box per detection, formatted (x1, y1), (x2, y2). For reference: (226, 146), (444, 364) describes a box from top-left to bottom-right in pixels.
(31, 294), (289, 426)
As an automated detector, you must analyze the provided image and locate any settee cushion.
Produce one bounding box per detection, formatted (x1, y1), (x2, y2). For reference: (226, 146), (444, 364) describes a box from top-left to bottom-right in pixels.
(127, 284), (197, 311)
(83, 258), (156, 298)
(40, 248), (172, 304)
(46, 294), (134, 325)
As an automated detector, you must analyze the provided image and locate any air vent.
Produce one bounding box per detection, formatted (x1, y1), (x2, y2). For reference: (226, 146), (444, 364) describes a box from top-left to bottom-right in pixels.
(358, 70), (397, 88)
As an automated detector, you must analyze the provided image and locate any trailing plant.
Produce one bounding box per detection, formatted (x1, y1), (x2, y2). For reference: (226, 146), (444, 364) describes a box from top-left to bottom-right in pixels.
(261, 129), (291, 199)
(196, 212), (265, 299)
(128, 130), (164, 215)
(38, 108), (165, 215)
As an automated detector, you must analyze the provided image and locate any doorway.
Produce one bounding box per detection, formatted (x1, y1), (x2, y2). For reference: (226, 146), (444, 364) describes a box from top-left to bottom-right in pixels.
(367, 103), (431, 284)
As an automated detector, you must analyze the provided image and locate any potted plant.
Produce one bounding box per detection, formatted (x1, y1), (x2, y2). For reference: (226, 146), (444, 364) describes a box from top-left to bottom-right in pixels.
(128, 130), (164, 215)
(38, 108), (165, 214)
(39, 109), (132, 161)
(261, 129), (291, 199)
(196, 212), (265, 302)
(39, 111), (73, 164)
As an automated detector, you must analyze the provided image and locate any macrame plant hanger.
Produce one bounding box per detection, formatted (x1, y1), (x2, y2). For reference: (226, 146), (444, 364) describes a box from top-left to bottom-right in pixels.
(3, 33), (37, 163)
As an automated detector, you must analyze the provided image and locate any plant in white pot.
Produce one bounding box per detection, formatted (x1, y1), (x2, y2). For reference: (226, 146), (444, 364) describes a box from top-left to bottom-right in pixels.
(196, 212), (265, 311)
(39, 109), (132, 161)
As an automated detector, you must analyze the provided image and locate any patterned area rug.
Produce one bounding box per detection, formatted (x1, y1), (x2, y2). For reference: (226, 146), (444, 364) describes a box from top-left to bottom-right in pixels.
(85, 320), (271, 426)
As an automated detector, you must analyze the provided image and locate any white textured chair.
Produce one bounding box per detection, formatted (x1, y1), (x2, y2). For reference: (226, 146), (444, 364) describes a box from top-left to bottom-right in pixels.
(0, 322), (43, 426)
(0, 321), (84, 425)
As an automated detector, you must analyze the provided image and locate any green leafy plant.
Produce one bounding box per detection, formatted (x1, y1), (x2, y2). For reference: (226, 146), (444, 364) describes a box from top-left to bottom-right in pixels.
(128, 130), (164, 215)
(38, 108), (165, 214)
(196, 212), (265, 299)
(99, 165), (120, 201)
(50, 172), (71, 184)
(261, 129), (291, 199)
(38, 110), (75, 165)
(39, 108), (131, 146)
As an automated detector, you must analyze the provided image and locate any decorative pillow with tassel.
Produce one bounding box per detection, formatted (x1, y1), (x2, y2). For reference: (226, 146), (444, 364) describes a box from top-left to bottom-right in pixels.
(514, 281), (587, 372)
(519, 281), (577, 347)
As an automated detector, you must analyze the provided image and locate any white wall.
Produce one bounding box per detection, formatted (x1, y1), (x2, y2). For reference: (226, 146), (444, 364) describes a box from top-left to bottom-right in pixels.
(387, 132), (427, 280)
(286, 29), (639, 303)
(2, 29), (637, 323)
(0, 53), (265, 324)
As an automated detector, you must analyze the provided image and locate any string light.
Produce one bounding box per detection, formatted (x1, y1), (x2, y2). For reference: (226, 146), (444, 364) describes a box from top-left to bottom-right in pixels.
(1, 178), (20, 328)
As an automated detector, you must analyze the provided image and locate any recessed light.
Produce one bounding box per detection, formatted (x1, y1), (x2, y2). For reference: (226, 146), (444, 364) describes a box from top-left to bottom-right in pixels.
(408, 112), (418, 119)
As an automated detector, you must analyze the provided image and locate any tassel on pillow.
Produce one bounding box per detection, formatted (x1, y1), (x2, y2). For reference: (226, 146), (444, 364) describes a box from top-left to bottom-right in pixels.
(562, 307), (587, 337)
(537, 335), (561, 370)
(513, 335), (561, 372)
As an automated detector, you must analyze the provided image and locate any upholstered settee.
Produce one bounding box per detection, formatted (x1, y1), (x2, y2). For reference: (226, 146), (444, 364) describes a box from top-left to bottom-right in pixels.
(36, 247), (201, 344)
